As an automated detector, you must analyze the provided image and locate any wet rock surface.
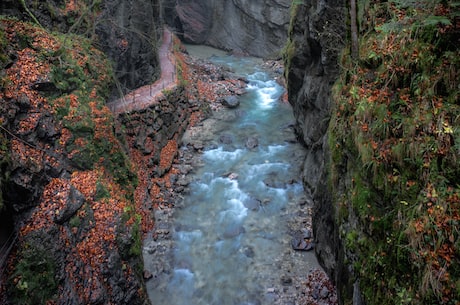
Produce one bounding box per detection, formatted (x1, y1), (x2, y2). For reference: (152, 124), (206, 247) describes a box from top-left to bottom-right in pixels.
(220, 95), (241, 108)
(284, 0), (349, 301)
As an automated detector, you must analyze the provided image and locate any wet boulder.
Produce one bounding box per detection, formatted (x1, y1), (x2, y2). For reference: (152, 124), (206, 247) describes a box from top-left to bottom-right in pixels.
(245, 136), (259, 149)
(219, 133), (234, 144)
(243, 197), (261, 211)
(220, 95), (240, 108)
(222, 223), (246, 238)
(263, 173), (286, 189)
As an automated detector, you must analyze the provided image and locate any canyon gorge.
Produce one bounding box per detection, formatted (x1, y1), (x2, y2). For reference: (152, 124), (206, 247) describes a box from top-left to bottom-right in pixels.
(0, 1), (458, 305)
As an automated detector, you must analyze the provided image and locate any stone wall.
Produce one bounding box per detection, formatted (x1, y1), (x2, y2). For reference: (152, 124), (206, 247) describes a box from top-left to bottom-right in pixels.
(117, 87), (193, 178)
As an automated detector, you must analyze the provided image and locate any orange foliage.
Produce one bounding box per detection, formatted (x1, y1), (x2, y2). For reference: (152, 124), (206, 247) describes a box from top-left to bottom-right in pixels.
(11, 139), (44, 172)
(159, 139), (178, 171)
(130, 148), (155, 233)
(21, 178), (71, 236)
(1, 18), (141, 302)
(3, 48), (49, 109)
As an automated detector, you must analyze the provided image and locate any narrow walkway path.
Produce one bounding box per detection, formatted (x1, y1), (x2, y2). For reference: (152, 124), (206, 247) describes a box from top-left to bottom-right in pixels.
(107, 28), (177, 114)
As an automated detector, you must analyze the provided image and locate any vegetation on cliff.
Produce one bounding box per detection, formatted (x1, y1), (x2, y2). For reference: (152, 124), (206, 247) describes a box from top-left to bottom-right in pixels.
(329, 0), (459, 304)
(0, 16), (145, 304)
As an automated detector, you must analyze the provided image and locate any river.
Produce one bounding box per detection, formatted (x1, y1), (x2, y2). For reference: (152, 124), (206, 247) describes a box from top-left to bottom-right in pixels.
(144, 46), (326, 305)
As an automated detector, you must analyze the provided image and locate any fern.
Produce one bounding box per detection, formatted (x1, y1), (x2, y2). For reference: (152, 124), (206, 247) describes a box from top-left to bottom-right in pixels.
(423, 15), (452, 26)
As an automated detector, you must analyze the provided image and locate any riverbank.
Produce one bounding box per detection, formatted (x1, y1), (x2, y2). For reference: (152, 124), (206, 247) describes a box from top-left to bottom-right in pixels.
(142, 48), (337, 305)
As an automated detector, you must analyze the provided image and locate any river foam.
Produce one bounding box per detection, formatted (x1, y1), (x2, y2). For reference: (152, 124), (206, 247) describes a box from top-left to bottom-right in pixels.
(145, 48), (322, 305)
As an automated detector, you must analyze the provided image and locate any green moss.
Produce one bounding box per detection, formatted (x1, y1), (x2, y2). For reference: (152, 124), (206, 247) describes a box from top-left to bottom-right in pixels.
(9, 231), (57, 305)
(49, 34), (113, 99)
(104, 149), (138, 187)
(0, 25), (8, 65)
(95, 180), (110, 201)
(329, 0), (460, 303)
(345, 230), (359, 251)
(129, 215), (142, 257)
(282, 38), (297, 83)
(350, 174), (372, 219)
(281, 0), (303, 84)
(117, 210), (143, 265)
(69, 214), (81, 228)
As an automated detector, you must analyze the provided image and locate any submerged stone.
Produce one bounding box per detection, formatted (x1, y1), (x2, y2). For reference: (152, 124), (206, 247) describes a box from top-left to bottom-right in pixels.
(219, 133), (233, 144)
(243, 197), (261, 211)
(222, 224), (246, 238)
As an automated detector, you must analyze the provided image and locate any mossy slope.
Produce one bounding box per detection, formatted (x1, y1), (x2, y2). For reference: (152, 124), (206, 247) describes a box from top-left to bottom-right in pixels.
(0, 17), (144, 305)
(329, 0), (459, 304)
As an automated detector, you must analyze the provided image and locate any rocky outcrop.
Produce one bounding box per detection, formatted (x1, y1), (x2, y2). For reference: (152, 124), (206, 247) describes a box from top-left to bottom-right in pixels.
(162, 0), (291, 58)
(95, 0), (162, 95)
(173, 1), (213, 44)
(283, 0), (351, 303)
(0, 0), (162, 96)
(0, 15), (163, 304)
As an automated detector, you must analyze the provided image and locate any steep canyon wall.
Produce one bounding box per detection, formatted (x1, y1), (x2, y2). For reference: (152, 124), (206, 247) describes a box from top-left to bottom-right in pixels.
(286, 0), (460, 304)
(0, 1), (167, 303)
(283, 0), (352, 302)
(0, 0), (162, 95)
(162, 0), (291, 58)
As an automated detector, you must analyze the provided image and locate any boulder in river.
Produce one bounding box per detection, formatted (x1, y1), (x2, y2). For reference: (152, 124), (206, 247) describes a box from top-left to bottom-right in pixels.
(219, 133), (234, 144)
(222, 223), (246, 238)
(245, 136), (259, 149)
(263, 174), (286, 189)
(220, 95), (240, 108)
(243, 197), (261, 211)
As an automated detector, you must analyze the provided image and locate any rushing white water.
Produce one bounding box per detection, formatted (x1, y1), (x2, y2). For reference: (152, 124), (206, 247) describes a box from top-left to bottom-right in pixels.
(145, 50), (320, 305)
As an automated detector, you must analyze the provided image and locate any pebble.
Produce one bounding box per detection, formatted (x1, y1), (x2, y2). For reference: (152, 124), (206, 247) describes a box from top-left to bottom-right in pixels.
(320, 286), (330, 298)
(281, 275), (293, 285)
(143, 270), (153, 280)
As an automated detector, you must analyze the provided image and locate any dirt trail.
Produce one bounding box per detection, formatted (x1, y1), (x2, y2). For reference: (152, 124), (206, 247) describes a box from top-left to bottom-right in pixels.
(107, 28), (177, 114)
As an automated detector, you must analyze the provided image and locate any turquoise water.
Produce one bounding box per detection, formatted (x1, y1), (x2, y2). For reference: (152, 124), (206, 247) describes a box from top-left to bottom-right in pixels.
(145, 52), (320, 305)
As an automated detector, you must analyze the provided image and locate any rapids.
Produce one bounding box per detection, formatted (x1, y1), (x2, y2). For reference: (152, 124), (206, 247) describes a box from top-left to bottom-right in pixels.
(144, 47), (321, 305)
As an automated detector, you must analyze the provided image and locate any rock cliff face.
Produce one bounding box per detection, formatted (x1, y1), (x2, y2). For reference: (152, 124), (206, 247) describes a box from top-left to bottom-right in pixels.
(162, 0), (291, 58)
(283, 0), (352, 302)
(287, 1), (460, 304)
(0, 1), (168, 303)
(96, 0), (162, 95)
(0, 0), (161, 95)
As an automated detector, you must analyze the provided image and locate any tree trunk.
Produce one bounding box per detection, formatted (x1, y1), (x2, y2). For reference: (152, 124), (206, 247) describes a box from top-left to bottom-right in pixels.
(350, 0), (359, 59)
